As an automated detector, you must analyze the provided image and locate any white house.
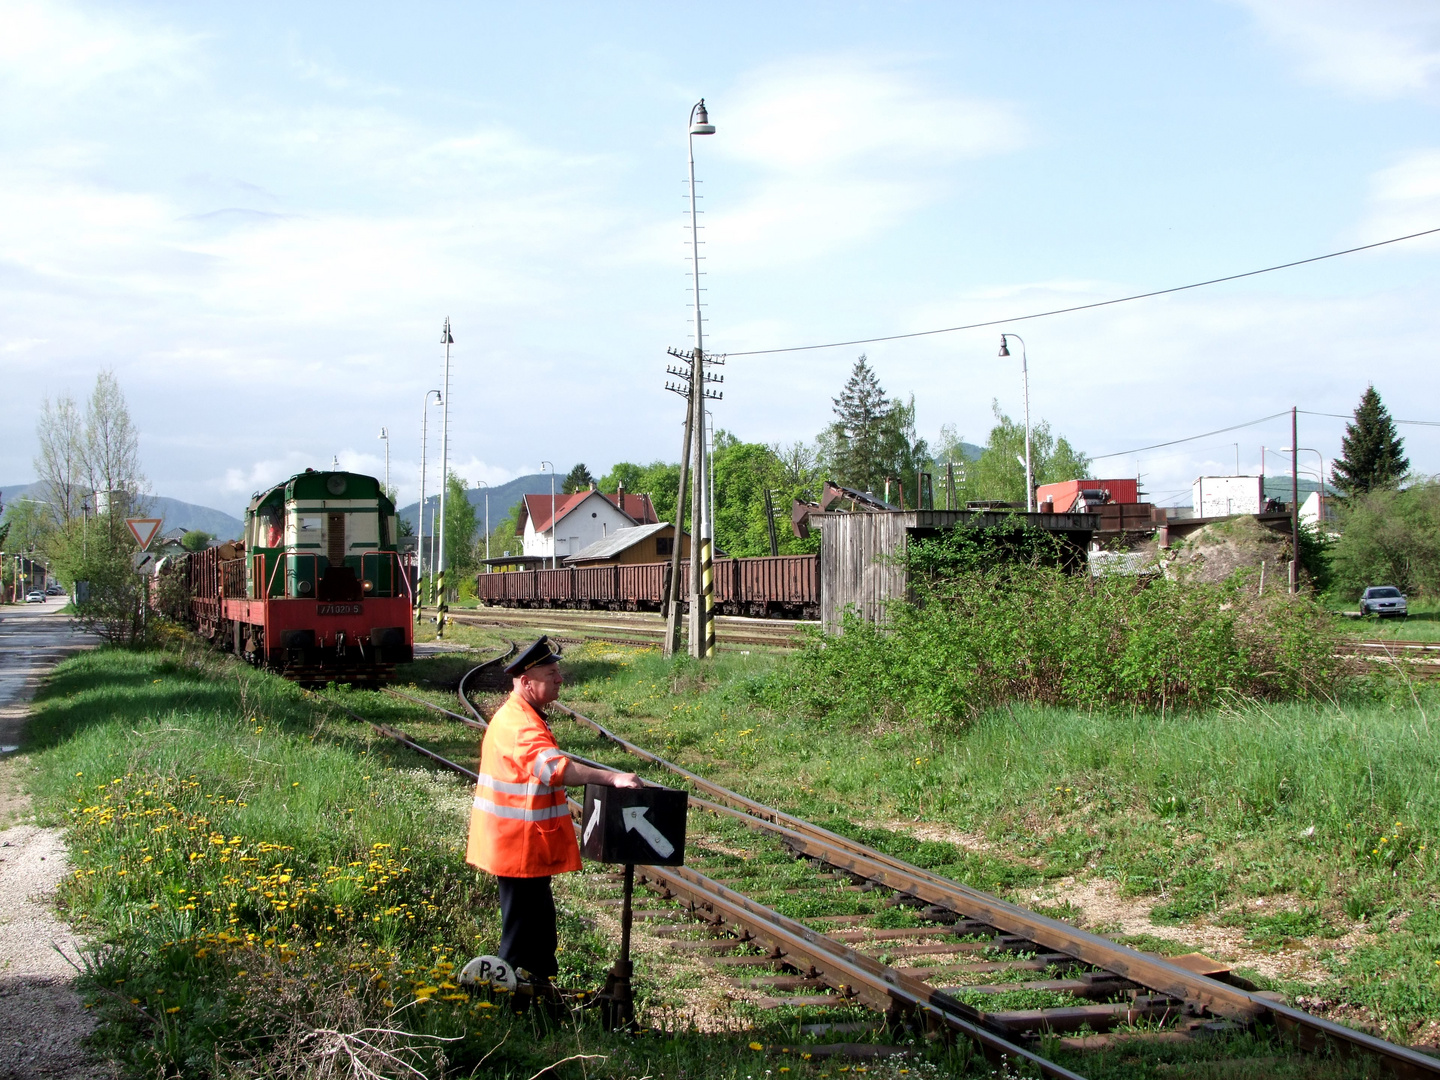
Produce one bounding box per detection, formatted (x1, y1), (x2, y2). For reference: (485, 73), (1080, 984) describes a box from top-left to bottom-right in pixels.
(519, 489), (659, 563)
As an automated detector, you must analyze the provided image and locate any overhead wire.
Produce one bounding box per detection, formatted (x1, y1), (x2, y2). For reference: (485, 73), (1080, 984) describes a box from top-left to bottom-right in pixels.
(718, 225), (1440, 358)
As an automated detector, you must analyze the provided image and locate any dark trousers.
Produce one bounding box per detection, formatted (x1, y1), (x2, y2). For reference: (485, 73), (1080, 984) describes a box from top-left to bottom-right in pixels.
(497, 876), (558, 981)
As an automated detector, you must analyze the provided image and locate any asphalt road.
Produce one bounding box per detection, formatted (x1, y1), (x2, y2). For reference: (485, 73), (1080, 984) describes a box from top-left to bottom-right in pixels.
(0, 598), (97, 751)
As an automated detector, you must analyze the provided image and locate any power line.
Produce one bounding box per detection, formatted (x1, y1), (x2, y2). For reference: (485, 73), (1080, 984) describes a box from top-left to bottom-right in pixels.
(1089, 411), (1291, 461)
(722, 225), (1440, 358)
(1298, 409), (1440, 428)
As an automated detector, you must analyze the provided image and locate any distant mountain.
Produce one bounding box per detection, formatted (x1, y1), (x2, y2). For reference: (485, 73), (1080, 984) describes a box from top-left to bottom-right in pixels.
(400, 473), (556, 534)
(0, 483), (243, 538)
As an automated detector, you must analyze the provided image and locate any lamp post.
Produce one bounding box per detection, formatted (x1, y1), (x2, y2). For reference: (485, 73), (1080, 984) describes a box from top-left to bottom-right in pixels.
(688, 99), (716, 659)
(998, 335), (1034, 511)
(475, 481), (490, 569)
(416, 389), (441, 619)
(541, 462), (555, 569)
(378, 427), (391, 494)
(436, 318), (454, 638)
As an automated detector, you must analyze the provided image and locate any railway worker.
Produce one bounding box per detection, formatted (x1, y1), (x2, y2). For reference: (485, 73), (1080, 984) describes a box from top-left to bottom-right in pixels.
(466, 635), (642, 997)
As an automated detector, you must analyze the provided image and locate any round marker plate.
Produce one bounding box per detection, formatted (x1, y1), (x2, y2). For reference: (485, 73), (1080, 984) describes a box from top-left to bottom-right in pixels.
(459, 954), (518, 992)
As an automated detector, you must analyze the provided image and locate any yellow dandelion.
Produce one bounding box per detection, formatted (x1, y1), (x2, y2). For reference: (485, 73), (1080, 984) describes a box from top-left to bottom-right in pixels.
(749, 1042), (764, 1051)
(166, 1006), (180, 1014)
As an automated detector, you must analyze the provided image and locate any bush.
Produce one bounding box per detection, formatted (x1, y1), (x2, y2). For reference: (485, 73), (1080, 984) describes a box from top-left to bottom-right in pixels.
(775, 526), (1342, 727)
(1329, 478), (1440, 599)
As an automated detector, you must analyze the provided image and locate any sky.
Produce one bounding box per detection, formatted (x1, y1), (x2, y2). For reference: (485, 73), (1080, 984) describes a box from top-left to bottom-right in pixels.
(2, 0), (1438, 515)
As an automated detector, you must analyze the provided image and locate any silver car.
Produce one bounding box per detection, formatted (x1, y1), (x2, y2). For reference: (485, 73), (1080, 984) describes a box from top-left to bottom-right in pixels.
(1360, 586), (1408, 618)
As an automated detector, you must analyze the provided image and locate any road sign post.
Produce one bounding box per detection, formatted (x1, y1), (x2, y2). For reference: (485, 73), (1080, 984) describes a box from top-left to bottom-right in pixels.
(581, 785), (688, 1029)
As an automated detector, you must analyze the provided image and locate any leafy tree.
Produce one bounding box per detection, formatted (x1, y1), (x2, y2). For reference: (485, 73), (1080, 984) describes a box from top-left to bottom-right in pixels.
(562, 463), (595, 494)
(442, 471), (478, 572)
(961, 402), (1090, 506)
(711, 435), (821, 557)
(598, 460), (682, 524)
(83, 370), (149, 546)
(1328, 478), (1440, 598)
(1331, 385), (1409, 498)
(824, 356), (931, 507)
(180, 530), (214, 552)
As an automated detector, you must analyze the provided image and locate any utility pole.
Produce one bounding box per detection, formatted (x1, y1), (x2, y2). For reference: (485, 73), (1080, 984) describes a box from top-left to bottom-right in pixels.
(417, 389), (440, 621)
(436, 318), (453, 638)
(1291, 406), (1299, 594)
(662, 358), (696, 657)
(684, 99), (718, 659)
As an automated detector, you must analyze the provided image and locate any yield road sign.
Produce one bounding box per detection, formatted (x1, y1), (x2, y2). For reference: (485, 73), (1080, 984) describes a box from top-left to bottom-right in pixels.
(126, 517), (163, 548)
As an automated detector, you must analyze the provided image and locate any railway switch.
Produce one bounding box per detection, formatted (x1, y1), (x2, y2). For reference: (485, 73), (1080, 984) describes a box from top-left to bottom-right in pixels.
(583, 784), (688, 1030)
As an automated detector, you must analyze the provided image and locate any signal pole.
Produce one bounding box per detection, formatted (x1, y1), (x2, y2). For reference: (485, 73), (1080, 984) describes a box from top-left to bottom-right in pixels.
(436, 318), (453, 638)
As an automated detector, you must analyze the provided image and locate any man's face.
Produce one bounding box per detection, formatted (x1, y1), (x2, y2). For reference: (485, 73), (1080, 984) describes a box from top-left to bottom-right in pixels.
(516, 662), (563, 707)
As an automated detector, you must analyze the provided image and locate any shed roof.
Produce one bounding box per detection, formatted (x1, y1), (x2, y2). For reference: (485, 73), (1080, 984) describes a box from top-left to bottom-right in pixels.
(564, 522), (673, 564)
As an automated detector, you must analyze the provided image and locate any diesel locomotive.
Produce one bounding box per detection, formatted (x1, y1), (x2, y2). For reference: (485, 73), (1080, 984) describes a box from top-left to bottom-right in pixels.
(161, 469), (413, 686)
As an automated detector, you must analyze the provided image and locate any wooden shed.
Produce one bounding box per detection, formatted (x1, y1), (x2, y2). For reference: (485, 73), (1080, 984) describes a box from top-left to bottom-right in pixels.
(814, 509), (1096, 633)
(564, 522), (691, 567)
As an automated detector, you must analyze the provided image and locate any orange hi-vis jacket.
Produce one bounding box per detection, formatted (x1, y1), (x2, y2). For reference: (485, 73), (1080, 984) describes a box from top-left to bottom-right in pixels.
(465, 691), (581, 878)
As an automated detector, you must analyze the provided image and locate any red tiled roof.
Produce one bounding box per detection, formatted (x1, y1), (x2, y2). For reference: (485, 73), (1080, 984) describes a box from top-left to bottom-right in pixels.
(518, 490), (659, 535)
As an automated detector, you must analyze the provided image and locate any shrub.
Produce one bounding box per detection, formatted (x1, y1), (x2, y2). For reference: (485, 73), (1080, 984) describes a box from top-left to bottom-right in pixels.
(775, 526), (1342, 727)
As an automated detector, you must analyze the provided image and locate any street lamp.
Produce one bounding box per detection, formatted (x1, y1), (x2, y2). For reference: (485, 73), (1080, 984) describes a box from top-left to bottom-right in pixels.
(378, 427), (390, 494)
(541, 461), (555, 570)
(998, 334), (1034, 511)
(688, 98), (716, 658)
(475, 481), (490, 570)
(436, 318), (454, 637)
(417, 389), (441, 613)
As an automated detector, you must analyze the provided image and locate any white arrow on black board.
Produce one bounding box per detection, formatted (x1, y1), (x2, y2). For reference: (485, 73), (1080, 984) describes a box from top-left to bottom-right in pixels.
(583, 799), (601, 845)
(621, 805), (675, 858)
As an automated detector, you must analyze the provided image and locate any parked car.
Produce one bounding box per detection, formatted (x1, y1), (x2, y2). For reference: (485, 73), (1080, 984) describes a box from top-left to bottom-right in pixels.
(1360, 586), (1408, 618)
(45, 585), (64, 596)
(25, 591), (45, 603)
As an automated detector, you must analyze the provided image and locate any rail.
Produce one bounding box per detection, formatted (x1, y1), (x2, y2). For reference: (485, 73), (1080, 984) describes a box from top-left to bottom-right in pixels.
(356, 656), (1440, 1078)
(543, 703), (1440, 1079)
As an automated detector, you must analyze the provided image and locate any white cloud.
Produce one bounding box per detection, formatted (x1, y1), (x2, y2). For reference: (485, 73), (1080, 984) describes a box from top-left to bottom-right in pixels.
(1355, 149), (1440, 245)
(700, 59), (1025, 268)
(1236, 0), (1440, 99)
(0, 0), (194, 95)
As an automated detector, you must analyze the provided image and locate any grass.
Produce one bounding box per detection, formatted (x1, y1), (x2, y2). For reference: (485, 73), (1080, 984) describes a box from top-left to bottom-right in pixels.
(553, 641), (1440, 1043)
(18, 642), (1011, 1079)
(1332, 599), (1440, 642)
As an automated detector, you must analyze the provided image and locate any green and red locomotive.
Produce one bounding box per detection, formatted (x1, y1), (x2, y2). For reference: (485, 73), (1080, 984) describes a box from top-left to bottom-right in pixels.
(164, 469), (413, 685)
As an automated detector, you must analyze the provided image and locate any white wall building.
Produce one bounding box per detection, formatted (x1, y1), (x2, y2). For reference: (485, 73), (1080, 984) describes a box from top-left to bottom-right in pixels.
(1300, 490), (1338, 533)
(1192, 476), (1264, 518)
(519, 490), (658, 563)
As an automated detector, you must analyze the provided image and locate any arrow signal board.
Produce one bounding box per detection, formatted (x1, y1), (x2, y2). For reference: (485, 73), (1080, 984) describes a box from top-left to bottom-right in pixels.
(125, 517), (164, 549)
(580, 785), (688, 866)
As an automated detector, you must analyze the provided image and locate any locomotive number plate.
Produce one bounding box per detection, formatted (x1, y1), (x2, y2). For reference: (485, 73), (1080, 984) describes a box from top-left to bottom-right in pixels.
(317, 603), (363, 615)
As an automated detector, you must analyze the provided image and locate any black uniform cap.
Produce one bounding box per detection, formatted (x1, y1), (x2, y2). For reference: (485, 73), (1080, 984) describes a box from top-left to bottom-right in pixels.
(504, 635), (563, 677)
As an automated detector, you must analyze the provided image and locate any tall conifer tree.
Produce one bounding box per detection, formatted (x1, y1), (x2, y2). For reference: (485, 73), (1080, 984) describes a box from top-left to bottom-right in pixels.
(1331, 386), (1408, 497)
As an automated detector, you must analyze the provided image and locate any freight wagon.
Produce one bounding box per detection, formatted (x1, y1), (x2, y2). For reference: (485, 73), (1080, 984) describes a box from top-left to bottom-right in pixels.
(158, 469), (414, 686)
(474, 554), (819, 619)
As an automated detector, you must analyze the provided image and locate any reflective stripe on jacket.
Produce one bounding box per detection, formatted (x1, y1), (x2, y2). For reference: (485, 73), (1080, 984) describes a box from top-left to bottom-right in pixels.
(465, 692), (581, 877)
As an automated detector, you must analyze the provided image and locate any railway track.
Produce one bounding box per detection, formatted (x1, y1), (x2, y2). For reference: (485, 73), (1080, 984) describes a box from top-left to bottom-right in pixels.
(336, 653), (1440, 1077)
(1336, 638), (1440, 678)
(447, 607), (810, 651)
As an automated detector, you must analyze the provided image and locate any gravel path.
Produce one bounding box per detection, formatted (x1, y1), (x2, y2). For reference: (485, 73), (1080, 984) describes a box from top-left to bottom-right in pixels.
(0, 601), (112, 1080)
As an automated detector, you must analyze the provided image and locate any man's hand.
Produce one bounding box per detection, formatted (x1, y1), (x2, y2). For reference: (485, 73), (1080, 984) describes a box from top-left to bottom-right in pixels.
(609, 772), (643, 790)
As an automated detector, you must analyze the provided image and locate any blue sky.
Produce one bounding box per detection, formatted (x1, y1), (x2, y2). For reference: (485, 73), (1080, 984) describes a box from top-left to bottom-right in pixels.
(2, 0), (1438, 513)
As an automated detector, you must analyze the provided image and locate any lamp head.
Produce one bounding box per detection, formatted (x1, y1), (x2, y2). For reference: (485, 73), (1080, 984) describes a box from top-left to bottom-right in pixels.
(998, 337), (1011, 358)
(690, 99), (716, 135)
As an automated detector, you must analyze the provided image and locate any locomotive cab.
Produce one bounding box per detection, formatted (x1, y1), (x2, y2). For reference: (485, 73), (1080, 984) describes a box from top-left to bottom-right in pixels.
(237, 468), (413, 683)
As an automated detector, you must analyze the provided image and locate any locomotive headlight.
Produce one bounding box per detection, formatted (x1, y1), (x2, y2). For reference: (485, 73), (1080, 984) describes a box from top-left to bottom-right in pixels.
(362, 579), (374, 592)
(298, 580), (313, 594)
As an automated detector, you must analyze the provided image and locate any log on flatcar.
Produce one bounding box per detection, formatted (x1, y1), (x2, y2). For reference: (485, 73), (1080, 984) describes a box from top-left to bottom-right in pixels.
(474, 554), (818, 619)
